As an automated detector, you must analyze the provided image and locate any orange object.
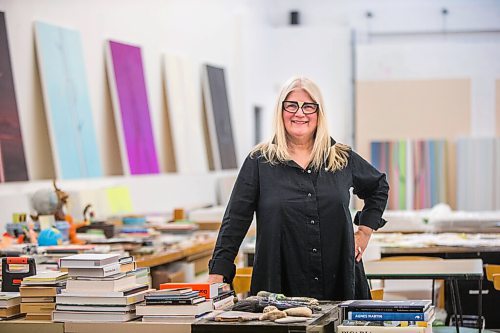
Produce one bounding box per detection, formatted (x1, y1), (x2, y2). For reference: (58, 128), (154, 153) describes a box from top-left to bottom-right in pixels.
(173, 208), (185, 221)
(7, 257), (28, 264)
(65, 215), (89, 245)
(233, 267), (252, 295)
(160, 282), (218, 299)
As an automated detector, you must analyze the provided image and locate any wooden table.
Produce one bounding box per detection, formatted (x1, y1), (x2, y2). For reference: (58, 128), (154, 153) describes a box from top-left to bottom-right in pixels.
(136, 240), (215, 268)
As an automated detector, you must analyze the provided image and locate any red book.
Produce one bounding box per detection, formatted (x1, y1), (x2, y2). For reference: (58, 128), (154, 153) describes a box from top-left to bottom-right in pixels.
(159, 283), (218, 299)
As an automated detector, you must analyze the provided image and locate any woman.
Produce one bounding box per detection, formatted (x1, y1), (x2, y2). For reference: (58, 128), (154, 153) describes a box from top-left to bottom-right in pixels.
(208, 76), (389, 300)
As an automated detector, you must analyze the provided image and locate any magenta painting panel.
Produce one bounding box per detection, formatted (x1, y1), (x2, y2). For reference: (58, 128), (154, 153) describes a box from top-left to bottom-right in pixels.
(106, 40), (159, 175)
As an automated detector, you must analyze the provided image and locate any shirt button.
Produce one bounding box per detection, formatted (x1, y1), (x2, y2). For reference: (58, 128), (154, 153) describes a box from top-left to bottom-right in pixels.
(312, 248), (318, 253)
(307, 169), (311, 174)
(307, 193), (312, 197)
(310, 220), (315, 224)
(314, 277), (319, 281)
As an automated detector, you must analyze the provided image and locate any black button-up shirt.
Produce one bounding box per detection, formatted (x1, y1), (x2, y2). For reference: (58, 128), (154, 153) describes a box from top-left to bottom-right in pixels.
(209, 140), (389, 300)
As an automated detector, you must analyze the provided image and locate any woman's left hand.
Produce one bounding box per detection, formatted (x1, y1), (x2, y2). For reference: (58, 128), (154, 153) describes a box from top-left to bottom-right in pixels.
(354, 225), (373, 262)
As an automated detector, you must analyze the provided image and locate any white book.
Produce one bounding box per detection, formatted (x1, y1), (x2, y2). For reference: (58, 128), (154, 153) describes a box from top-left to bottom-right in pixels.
(52, 310), (138, 322)
(66, 275), (136, 292)
(136, 300), (213, 316)
(67, 263), (121, 277)
(213, 295), (234, 310)
(0, 292), (21, 308)
(56, 289), (149, 305)
(72, 272), (126, 281)
(56, 304), (135, 312)
(61, 284), (148, 297)
(60, 253), (121, 268)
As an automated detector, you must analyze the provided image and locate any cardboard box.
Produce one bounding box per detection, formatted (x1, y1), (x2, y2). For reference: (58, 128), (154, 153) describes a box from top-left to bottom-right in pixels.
(150, 267), (185, 289)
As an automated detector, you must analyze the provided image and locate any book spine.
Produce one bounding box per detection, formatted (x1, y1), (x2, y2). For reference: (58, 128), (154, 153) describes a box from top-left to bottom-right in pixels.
(146, 299), (195, 305)
(348, 312), (428, 321)
(160, 284), (217, 299)
(343, 320), (430, 328)
(346, 307), (425, 313)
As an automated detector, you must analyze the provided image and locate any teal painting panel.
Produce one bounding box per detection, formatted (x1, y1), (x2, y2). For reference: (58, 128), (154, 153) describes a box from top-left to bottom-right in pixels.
(35, 21), (102, 179)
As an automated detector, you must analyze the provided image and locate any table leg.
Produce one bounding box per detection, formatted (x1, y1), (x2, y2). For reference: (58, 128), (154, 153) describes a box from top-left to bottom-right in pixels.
(449, 279), (460, 333)
(478, 278), (483, 333)
(453, 279), (463, 327)
(431, 279), (435, 306)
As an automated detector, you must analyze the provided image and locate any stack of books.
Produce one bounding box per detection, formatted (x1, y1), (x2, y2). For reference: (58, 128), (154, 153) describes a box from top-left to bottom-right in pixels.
(337, 300), (435, 333)
(52, 253), (149, 322)
(0, 292), (21, 320)
(137, 282), (233, 322)
(20, 271), (68, 320)
(137, 287), (213, 323)
(160, 282), (234, 310)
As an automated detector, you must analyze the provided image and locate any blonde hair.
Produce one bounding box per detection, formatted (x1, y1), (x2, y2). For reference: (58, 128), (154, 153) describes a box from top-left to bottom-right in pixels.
(251, 76), (350, 172)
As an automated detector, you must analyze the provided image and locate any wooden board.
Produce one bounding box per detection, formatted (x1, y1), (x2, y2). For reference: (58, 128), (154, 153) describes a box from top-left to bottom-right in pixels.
(34, 21), (102, 179)
(163, 55), (208, 173)
(0, 12), (29, 182)
(202, 64), (237, 170)
(106, 40), (159, 175)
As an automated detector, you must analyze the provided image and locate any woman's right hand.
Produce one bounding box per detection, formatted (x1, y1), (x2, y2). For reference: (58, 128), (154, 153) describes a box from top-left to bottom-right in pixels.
(208, 274), (224, 284)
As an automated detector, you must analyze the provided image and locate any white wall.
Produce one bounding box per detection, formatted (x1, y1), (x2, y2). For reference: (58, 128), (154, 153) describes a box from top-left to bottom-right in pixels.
(0, 0), (254, 179)
(356, 41), (500, 137)
(0, 0), (249, 228)
(1, 0), (500, 223)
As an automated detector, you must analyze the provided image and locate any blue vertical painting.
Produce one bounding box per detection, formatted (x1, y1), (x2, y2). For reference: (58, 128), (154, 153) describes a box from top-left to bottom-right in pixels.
(35, 21), (102, 179)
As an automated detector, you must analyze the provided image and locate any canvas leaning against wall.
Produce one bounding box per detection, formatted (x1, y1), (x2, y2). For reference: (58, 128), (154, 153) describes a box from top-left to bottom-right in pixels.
(0, 12), (29, 182)
(106, 40), (160, 176)
(34, 21), (103, 179)
(163, 54), (208, 173)
(202, 64), (237, 170)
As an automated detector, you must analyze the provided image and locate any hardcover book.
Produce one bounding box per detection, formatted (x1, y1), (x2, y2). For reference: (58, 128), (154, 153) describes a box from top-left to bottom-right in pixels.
(56, 289), (148, 306)
(159, 283), (218, 299)
(67, 263), (122, 277)
(340, 300), (431, 313)
(59, 253), (121, 268)
(135, 300), (213, 316)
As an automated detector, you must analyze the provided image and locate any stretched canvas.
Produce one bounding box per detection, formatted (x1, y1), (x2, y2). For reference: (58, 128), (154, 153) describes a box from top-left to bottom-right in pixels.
(0, 12), (29, 182)
(34, 21), (102, 179)
(106, 40), (159, 175)
(202, 64), (237, 170)
(163, 54), (207, 173)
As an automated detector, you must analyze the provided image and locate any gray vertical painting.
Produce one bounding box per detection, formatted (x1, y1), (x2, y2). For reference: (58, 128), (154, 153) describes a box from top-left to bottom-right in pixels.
(204, 65), (237, 170)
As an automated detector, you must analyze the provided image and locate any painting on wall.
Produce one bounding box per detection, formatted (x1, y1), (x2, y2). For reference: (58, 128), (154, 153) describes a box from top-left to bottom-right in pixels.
(163, 54), (208, 173)
(202, 64), (237, 170)
(371, 139), (449, 210)
(34, 21), (102, 179)
(106, 40), (159, 175)
(0, 12), (29, 182)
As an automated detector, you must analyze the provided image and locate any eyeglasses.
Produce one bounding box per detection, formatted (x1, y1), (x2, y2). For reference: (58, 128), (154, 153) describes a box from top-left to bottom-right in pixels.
(282, 101), (319, 114)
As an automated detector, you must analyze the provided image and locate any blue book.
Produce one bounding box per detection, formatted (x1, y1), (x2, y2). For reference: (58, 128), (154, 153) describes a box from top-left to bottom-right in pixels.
(348, 309), (432, 321)
(339, 300), (431, 312)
